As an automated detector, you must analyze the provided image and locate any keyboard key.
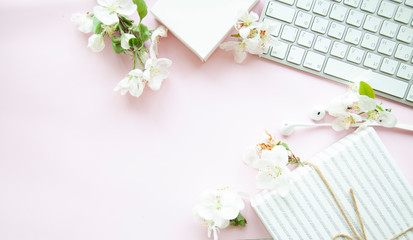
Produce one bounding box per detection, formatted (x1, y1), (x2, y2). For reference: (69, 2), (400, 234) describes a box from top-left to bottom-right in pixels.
(287, 46), (305, 64)
(313, 0), (330, 16)
(395, 44), (413, 61)
(263, 18), (282, 37)
(364, 52), (382, 69)
(346, 9), (365, 27)
(363, 15), (381, 32)
(304, 51), (326, 71)
(277, 0), (295, 5)
(266, 2), (296, 23)
(281, 25), (298, 42)
(297, 31), (315, 47)
(378, 39), (396, 56)
(379, 21), (398, 38)
(378, 1), (397, 18)
(324, 58), (408, 98)
(312, 17), (329, 34)
(344, 28), (362, 45)
(270, 41), (289, 59)
(328, 22), (346, 39)
(344, 0), (361, 8)
(296, 0), (314, 10)
(397, 26), (413, 43)
(347, 47), (365, 64)
(314, 36), (332, 53)
(407, 86), (413, 102)
(380, 58), (398, 75)
(361, 33), (379, 50)
(406, 0), (413, 7)
(395, 6), (413, 24)
(330, 4), (347, 21)
(397, 63), (413, 80)
(295, 11), (312, 28)
(331, 41), (348, 58)
(360, 0), (379, 13)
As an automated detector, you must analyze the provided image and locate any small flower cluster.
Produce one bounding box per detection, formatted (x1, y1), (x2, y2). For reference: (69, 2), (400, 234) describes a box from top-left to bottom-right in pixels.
(193, 187), (246, 240)
(71, 0), (172, 98)
(220, 10), (278, 63)
(319, 80), (397, 131)
(244, 132), (302, 197)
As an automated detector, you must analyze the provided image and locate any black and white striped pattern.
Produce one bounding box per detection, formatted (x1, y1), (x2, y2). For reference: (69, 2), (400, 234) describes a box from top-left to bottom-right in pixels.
(251, 127), (413, 240)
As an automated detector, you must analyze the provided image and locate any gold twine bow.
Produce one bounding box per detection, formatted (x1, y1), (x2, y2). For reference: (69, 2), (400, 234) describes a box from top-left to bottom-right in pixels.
(303, 162), (413, 240)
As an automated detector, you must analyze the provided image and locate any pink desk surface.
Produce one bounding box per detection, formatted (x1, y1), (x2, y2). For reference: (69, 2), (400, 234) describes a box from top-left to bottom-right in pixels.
(0, 1), (412, 239)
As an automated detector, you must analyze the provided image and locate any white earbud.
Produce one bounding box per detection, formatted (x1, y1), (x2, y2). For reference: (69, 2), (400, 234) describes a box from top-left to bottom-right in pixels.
(280, 122), (332, 136)
(280, 121), (413, 136)
(310, 105), (326, 121)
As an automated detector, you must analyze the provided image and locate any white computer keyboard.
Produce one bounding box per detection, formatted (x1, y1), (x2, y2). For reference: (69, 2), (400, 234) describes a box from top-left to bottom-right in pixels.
(259, 0), (413, 107)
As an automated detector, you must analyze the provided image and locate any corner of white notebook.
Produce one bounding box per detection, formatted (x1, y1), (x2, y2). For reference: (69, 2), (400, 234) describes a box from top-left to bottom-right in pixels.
(150, 0), (259, 62)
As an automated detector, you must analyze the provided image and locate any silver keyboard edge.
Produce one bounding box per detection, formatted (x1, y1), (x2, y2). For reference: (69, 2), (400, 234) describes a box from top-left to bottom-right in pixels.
(259, 0), (413, 108)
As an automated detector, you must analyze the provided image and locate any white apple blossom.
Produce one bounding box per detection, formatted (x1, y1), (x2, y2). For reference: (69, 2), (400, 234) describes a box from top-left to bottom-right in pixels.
(357, 95), (376, 112)
(149, 26), (168, 57)
(219, 41), (247, 63)
(377, 111), (397, 128)
(331, 113), (363, 131)
(120, 33), (136, 50)
(87, 34), (105, 52)
(114, 69), (145, 97)
(254, 146), (292, 197)
(243, 146), (260, 168)
(94, 0), (137, 25)
(71, 13), (93, 33)
(143, 58), (172, 91)
(193, 187), (245, 240)
(256, 22), (278, 48)
(235, 10), (259, 38)
(221, 10), (278, 63)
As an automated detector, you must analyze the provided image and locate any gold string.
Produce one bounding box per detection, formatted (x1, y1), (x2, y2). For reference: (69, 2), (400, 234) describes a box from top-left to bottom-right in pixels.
(303, 162), (413, 240)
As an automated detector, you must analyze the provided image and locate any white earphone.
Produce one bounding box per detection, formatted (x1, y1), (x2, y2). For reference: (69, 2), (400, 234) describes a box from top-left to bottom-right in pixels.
(281, 105), (413, 136)
(280, 121), (413, 136)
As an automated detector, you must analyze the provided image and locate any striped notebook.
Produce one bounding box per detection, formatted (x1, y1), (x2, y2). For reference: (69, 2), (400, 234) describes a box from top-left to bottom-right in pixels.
(251, 127), (413, 240)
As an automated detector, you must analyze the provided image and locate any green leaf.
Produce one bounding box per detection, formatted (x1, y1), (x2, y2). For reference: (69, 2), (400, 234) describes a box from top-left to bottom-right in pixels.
(128, 37), (139, 47)
(376, 105), (384, 111)
(111, 39), (124, 54)
(229, 213), (247, 227)
(359, 81), (375, 99)
(279, 142), (291, 151)
(92, 17), (102, 34)
(133, 0), (148, 21)
(111, 37), (121, 44)
(138, 23), (150, 43)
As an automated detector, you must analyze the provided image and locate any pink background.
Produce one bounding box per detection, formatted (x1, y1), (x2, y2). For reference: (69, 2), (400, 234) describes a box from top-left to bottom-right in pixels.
(0, 0), (412, 239)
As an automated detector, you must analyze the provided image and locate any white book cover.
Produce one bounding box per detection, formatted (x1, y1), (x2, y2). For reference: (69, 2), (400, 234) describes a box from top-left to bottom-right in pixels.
(251, 127), (413, 240)
(151, 0), (258, 61)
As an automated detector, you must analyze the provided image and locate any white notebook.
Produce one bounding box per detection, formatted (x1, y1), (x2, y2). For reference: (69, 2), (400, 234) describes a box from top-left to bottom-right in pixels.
(251, 128), (413, 240)
(151, 0), (258, 61)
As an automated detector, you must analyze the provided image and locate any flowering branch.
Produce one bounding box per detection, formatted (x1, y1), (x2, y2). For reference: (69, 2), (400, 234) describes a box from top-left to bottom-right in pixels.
(71, 0), (172, 98)
(193, 187), (246, 240)
(244, 131), (302, 197)
(314, 78), (397, 132)
(220, 10), (278, 63)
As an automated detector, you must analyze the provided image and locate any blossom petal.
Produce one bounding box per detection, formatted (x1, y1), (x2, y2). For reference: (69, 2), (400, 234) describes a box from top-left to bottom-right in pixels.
(358, 95), (376, 112)
(116, 0), (137, 16)
(97, 0), (113, 7)
(234, 50), (247, 63)
(239, 27), (250, 39)
(94, 5), (119, 25)
(377, 111), (397, 127)
(87, 34), (105, 52)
